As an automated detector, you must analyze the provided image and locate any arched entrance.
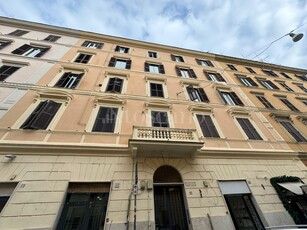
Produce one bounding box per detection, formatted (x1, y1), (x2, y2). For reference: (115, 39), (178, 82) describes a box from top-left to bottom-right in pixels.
(153, 165), (189, 230)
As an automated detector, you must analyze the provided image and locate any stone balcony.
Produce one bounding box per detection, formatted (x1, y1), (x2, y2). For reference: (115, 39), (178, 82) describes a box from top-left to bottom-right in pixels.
(129, 126), (204, 158)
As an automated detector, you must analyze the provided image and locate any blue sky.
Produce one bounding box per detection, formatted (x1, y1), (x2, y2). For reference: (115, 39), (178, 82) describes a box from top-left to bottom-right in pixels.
(0, 0), (307, 69)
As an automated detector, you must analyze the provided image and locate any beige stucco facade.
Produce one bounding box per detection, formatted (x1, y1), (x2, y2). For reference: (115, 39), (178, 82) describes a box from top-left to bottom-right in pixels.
(0, 17), (306, 230)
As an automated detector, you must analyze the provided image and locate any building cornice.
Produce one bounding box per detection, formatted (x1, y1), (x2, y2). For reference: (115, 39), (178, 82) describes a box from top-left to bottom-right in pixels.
(0, 16), (306, 74)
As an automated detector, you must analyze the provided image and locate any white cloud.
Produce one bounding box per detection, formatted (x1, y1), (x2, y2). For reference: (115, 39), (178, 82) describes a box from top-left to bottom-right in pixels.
(0, 0), (306, 69)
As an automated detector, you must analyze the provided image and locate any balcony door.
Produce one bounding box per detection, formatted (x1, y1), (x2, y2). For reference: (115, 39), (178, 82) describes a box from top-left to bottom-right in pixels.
(153, 165), (190, 230)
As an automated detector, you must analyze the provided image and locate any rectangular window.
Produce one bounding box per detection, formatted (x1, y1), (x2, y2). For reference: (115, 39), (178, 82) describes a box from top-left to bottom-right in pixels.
(106, 77), (123, 93)
(145, 62), (165, 74)
(43, 35), (61, 42)
(150, 83), (164, 97)
(0, 39), (12, 49)
(279, 82), (294, 92)
(204, 71), (225, 82)
(279, 121), (306, 142)
(236, 118), (262, 140)
(239, 77), (258, 87)
(20, 100), (61, 130)
(92, 107), (118, 132)
(0, 183), (18, 213)
(8, 29), (29, 36)
(0, 65), (20, 81)
(148, 51), (158, 58)
(279, 98), (300, 112)
(296, 84), (307, 93)
(256, 95), (275, 109)
(55, 72), (84, 89)
(12, 44), (50, 57)
(246, 67), (256, 74)
(295, 74), (307, 82)
(109, 57), (131, 69)
(151, 111), (169, 127)
(195, 59), (214, 67)
(227, 64), (237, 71)
(187, 86), (209, 102)
(171, 54), (184, 62)
(115, 45), (129, 53)
(176, 67), (197, 78)
(280, 72), (291, 79)
(74, 53), (92, 64)
(82, 40), (103, 49)
(259, 79), (279, 90)
(196, 114), (219, 138)
(57, 183), (110, 230)
(262, 69), (278, 77)
(220, 92), (244, 106)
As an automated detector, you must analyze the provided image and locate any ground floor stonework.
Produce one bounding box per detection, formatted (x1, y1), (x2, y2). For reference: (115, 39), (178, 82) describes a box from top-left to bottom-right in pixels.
(0, 154), (305, 229)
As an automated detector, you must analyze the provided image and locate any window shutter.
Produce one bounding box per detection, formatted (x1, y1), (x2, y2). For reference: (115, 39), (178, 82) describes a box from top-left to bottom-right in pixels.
(159, 64), (165, 74)
(195, 59), (201, 65)
(237, 118), (262, 140)
(115, 46), (120, 52)
(96, 43), (103, 49)
(175, 67), (182, 76)
(12, 44), (31, 55)
(106, 78), (123, 93)
(82, 41), (89, 47)
(203, 71), (211, 81)
(144, 62), (150, 72)
(269, 81), (279, 89)
(35, 47), (50, 57)
(92, 107), (118, 132)
(189, 69), (197, 78)
(0, 41), (12, 49)
(197, 115), (219, 138)
(126, 60), (131, 69)
(280, 121), (307, 142)
(249, 78), (258, 87)
(186, 86), (194, 100)
(108, 57), (116, 67)
(0, 66), (20, 81)
(20, 101), (46, 129)
(216, 73), (225, 82)
(230, 92), (244, 106)
(55, 72), (71, 87)
(21, 100), (61, 130)
(207, 61), (214, 67)
(198, 88), (209, 102)
(170, 54), (176, 61)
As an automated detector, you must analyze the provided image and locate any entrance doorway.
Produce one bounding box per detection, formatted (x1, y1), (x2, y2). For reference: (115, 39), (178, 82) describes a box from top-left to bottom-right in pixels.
(153, 165), (189, 230)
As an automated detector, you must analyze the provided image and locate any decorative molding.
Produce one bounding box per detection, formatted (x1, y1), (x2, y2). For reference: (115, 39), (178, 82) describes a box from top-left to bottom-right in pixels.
(214, 83), (231, 91)
(1, 59), (30, 66)
(35, 90), (73, 104)
(250, 91), (264, 95)
(189, 105), (212, 113)
(29, 42), (51, 48)
(270, 112), (291, 121)
(60, 64), (88, 72)
(273, 94), (287, 98)
(95, 95), (126, 105)
(297, 115), (307, 125)
(145, 75), (167, 83)
(227, 107), (250, 117)
(179, 79), (199, 86)
(145, 99), (172, 109)
(76, 49), (97, 55)
(105, 71), (129, 78)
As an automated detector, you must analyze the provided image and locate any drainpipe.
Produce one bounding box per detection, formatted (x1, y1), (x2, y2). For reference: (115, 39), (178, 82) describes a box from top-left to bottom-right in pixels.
(133, 160), (138, 230)
(207, 213), (214, 230)
(126, 190), (133, 230)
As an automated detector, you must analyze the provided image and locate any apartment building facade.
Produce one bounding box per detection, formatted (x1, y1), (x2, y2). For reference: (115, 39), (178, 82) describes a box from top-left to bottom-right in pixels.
(0, 17), (306, 230)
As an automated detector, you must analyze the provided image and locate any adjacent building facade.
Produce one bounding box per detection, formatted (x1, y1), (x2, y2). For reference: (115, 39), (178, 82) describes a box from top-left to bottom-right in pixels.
(0, 17), (306, 230)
